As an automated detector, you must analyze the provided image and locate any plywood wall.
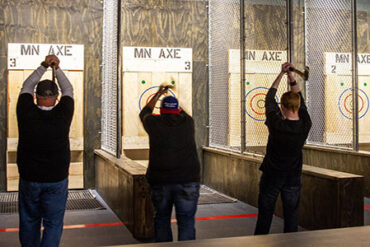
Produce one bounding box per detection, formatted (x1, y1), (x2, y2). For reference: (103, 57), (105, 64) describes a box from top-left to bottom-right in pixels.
(325, 74), (370, 145)
(228, 50), (287, 148)
(0, 0), (103, 191)
(120, 0), (208, 157)
(123, 71), (192, 149)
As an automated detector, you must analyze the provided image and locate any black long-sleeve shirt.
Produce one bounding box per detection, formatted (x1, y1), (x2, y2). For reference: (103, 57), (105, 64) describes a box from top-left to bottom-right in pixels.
(16, 67), (74, 182)
(139, 106), (200, 185)
(260, 88), (312, 175)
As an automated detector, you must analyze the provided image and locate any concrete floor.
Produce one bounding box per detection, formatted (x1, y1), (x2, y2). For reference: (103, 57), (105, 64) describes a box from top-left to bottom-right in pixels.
(0, 191), (369, 246)
(0, 189), (286, 247)
(106, 226), (370, 247)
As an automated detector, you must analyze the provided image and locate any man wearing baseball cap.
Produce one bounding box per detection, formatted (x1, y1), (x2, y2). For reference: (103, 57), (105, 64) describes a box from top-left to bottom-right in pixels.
(139, 86), (200, 242)
(16, 55), (74, 247)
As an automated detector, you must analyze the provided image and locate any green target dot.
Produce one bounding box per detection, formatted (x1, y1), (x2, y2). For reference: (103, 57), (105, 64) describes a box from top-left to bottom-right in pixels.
(340, 82), (344, 86)
(246, 81), (250, 85)
(364, 83), (368, 87)
(141, 80), (146, 84)
(171, 80), (175, 85)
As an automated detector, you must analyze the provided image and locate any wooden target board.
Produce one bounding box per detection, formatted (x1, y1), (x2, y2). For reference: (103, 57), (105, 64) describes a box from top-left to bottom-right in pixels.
(228, 49), (287, 148)
(122, 47), (192, 149)
(324, 52), (370, 145)
(7, 43), (84, 191)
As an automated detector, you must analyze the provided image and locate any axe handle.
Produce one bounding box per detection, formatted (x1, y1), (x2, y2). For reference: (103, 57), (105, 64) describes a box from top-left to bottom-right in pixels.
(51, 63), (56, 83)
(289, 67), (308, 80)
(291, 68), (304, 78)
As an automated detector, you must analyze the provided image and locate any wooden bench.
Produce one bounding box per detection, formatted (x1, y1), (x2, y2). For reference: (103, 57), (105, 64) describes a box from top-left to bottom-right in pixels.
(95, 149), (154, 239)
(203, 147), (364, 230)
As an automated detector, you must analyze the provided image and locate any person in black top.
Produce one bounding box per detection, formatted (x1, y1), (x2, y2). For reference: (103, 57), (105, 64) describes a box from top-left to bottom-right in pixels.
(254, 62), (312, 235)
(139, 86), (200, 242)
(17, 55), (74, 247)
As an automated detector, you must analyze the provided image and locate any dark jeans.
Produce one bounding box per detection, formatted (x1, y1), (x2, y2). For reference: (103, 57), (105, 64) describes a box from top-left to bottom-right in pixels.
(255, 172), (301, 235)
(19, 177), (68, 247)
(150, 182), (200, 242)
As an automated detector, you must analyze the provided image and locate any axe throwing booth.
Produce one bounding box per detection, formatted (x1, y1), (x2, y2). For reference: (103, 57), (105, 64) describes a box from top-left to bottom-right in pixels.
(6, 43), (84, 191)
(122, 47), (193, 152)
(324, 52), (370, 147)
(228, 49), (287, 151)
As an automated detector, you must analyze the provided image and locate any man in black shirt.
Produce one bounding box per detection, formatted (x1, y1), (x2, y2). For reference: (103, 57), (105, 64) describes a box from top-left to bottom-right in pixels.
(17, 55), (74, 247)
(139, 86), (200, 242)
(254, 62), (312, 235)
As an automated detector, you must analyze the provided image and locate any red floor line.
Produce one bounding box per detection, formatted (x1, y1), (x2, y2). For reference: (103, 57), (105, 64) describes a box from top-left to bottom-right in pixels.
(63, 222), (124, 229)
(0, 222), (124, 233)
(2, 208), (370, 233)
(170, 213), (259, 223)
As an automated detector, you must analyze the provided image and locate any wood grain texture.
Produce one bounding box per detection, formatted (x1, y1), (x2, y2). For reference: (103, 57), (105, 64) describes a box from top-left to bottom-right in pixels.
(0, 0), (103, 191)
(122, 70), (192, 149)
(324, 74), (370, 145)
(244, 4), (286, 50)
(120, 0), (208, 170)
(95, 150), (154, 239)
(303, 145), (370, 196)
(358, 11), (370, 53)
(121, 0), (207, 61)
(203, 147), (364, 230)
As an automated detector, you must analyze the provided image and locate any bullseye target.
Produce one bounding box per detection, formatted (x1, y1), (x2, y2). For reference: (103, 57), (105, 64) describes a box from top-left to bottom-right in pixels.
(338, 88), (369, 120)
(138, 86), (176, 112)
(245, 87), (279, 121)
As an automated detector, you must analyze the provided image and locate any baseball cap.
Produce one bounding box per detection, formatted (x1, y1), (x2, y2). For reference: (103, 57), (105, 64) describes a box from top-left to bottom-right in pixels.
(36, 80), (58, 97)
(160, 96), (180, 114)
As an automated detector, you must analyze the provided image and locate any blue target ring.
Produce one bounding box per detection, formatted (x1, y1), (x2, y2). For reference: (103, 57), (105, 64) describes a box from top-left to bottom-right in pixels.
(338, 88), (369, 120)
(245, 87), (279, 121)
(138, 86), (176, 110)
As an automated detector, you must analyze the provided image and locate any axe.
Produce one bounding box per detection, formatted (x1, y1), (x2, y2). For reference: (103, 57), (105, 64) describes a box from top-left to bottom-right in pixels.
(51, 62), (56, 83)
(289, 66), (310, 81)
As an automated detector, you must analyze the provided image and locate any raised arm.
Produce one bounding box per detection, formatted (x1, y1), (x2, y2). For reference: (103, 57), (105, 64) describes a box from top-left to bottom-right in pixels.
(286, 63), (300, 94)
(48, 55), (74, 98)
(20, 66), (47, 95)
(266, 63), (291, 115)
(139, 86), (168, 122)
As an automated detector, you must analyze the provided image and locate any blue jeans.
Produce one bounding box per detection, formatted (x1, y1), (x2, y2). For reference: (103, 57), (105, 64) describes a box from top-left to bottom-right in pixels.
(19, 178), (68, 247)
(255, 173), (301, 235)
(150, 182), (200, 242)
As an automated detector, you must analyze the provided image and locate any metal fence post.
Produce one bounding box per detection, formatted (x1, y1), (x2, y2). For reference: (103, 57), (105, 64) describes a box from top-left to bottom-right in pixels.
(116, 0), (122, 158)
(352, 0), (359, 151)
(240, 0), (246, 153)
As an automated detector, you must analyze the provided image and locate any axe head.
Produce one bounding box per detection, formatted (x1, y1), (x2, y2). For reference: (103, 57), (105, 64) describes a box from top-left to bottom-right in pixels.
(303, 66), (310, 80)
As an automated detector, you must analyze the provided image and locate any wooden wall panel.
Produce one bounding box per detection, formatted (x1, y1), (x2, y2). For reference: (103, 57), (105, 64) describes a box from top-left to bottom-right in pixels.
(358, 11), (370, 53)
(204, 147), (364, 230)
(0, 0), (103, 191)
(303, 145), (370, 196)
(95, 150), (154, 239)
(244, 4), (286, 51)
(120, 0), (208, 167)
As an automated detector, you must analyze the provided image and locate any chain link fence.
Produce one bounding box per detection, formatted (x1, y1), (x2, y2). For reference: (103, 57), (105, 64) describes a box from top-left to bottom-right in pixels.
(305, 0), (354, 148)
(101, 0), (119, 155)
(357, 1), (370, 151)
(209, 0), (368, 152)
(209, 0), (287, 153)
(243, 0), (287, 154)
(209, 0), (241, 150)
